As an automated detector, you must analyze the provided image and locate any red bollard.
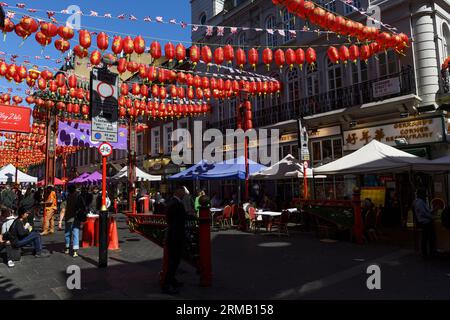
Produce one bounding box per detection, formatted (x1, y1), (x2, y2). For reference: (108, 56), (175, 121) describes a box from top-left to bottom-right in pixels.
(198, 205), (212, 287)
(132, 199), (137, 214)
(82, 217), (96, 248)
(352, 188), (364, 245)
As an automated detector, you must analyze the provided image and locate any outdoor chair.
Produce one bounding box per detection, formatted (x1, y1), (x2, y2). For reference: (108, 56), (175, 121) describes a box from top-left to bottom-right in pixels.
(273, 211), (290, 236)
(248, 207), (258, 232)
(216, 205), (232, 229)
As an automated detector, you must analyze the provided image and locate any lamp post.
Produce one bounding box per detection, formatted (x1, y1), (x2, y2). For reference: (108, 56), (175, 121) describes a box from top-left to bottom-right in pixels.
(237, 88), (251, 202)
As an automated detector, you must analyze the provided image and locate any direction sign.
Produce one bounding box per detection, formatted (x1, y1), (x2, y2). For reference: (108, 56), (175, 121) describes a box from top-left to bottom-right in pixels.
(98, 142), (113, 157)
(90, 67), (119, 143)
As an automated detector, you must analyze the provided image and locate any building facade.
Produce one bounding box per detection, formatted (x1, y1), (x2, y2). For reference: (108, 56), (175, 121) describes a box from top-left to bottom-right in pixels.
(189, 0), (450, 201)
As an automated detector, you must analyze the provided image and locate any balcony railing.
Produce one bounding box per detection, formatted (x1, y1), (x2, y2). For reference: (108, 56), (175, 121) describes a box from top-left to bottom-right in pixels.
(210, 67), (416, 131)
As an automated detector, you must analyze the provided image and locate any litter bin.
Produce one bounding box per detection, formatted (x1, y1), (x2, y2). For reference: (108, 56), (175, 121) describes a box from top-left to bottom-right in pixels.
(138, 196), (150, 213)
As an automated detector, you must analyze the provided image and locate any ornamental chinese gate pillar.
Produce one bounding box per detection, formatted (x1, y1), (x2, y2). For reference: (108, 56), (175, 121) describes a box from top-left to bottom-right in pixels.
(44, 110), (57, 187)
(128, 118), (137, 213)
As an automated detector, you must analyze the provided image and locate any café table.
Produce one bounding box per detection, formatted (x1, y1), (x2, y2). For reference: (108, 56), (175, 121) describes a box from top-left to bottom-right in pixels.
(210, 207), (224, 226)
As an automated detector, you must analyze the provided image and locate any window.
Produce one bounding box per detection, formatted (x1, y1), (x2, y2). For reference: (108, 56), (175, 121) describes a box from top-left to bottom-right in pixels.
(163, 123), (173, 154)
(328, 59), (343, 92)
(351, 61), (368, 84)
(199, 12), (207, 25)
(282, 9), (295, 43)
(266, 16), (277, 47)
(311, 138), (343, 167)
(344, 0), (361, 15)
(318, 0), (336, 12)
(378, 50), (399, 77)
(306, 66), (319, 97)
(151, 127), (160, 156)
(238, 32), (247, 48)
(287, 68), (301, 102)
(443, 23), (450, 57)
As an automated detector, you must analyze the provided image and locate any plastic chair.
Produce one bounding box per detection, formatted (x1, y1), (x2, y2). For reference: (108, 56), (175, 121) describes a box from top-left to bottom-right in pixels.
(216, 205), (232, 229)
(248, 207), (257, 232)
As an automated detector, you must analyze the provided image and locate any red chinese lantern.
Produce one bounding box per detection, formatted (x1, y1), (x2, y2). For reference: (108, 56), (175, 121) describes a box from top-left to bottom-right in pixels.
(305, 47), (316, 66)
(41, 22), (58, 38)
(262, 48), (273, 70)
(26, 96), (35, 104)
(150, 41), (162, 59)
(37, 78), (47, 90)
(190, 45), (200, 67)
(285, 48), (296, 70)
(324, 12), (336, 29)
(177, 87), (185, 99)
(286, 0), (304, 14)
(275, 49), (285, 70)
(117, 58), (127, 74)
(148, 66), (158, 82)
(17, 65), (27, 80)
(55, 73), (66, 88)
(120, 83), (129, 96)
(187, 87), (195, 100)
(165, 42), (175, 62)
(111, 36), (123, 55)
(68, 74), (77, 88)
(96, 32), (109, 51)
(73, 45), (87, 59)
(214, 47), (225, 67)
(236, 48), (246, 69)
(55, 38), (70, 54)
(123, 36), (134, 55)
(349, 45), (360, 64)
(295, 48), (305, 70)
(35, 31), (51, 47)
(1, 18), (15, 41)
(59, 85), (67, 96)
(186, 73), (194, 87)
(58, 26), (74, 40)
(360, 45), (371, 62)
(79, 30), (91, 50)
(127, 61), (139, 73)
(40, 70), (53, 81)
(132, 83), (140, 96)
(152, 85), (160, 99)
(141, 84), (149, 97)
(193, 75), (202, 88)
(369, 42), (381, 56)
(175, 43), (186, 63)
(398, 33), (410, 51)
(339, 45), (350, 64)
(224, 45), (235, 65)
(201, 77), (210, 89)
(177, 72), (186, 84)
(12, 96), (22, 105)
(90, 50), (102, 66)
(377, 32), (392, 48)
(134, 36), (145, 55)
(303, 1), (315, 18)
(196, 88), (204, 100)
(160, 87), (167, 100)
(201, 45), (213, 66)
(139, 64), (149, 79)
(248, 48), (259, 70)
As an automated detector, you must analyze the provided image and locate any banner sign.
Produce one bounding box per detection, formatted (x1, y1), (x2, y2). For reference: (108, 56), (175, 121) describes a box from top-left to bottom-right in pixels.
(57, 121), (127, 150)
(373, 77), (401, 98)
(0, 105), (31, 133)
(90, 67), (119, 143)
(343, 117), (444, 151)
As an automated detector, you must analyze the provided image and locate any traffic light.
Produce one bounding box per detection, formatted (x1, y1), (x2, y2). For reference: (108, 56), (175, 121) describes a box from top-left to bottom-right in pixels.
(0, 6), (5, 28)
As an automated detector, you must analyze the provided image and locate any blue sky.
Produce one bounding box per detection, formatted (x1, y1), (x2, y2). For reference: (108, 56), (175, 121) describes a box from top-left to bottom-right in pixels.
(0, 0), (191, 98)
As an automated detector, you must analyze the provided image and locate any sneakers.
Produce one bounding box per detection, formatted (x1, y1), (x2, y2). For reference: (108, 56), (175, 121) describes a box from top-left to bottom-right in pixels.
(64, 248), (70, 255)
(35, 250), (50, 258)
(7, 260), (14, 268)
(72, 250), (79, 258)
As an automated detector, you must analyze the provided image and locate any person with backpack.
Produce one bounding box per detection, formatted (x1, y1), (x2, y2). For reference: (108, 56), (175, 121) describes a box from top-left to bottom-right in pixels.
(4, 207), (49, 258)
(59, 185), (82, 257)
(413, 189), (436, 259)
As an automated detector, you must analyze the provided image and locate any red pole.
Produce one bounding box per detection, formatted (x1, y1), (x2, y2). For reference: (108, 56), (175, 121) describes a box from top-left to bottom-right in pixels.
(199, 205), (212, 286)
(102, 155), (107, 209)
(244, 136), (249, 201)
(352, 188), (364, 244)
(303, 165), (308, 199)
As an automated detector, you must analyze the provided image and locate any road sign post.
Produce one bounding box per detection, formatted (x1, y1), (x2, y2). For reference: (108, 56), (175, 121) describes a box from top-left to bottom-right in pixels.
(98, 142), (113, 268)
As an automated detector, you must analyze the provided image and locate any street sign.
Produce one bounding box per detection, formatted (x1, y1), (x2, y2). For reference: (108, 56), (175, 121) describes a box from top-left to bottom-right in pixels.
(98, 142), (113, 157)
(297, 119), (310, 161)
(90, 67), (119, 143)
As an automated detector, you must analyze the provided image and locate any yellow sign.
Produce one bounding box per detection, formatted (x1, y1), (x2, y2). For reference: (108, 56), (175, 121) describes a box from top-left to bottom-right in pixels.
(361, 187), (386, 208)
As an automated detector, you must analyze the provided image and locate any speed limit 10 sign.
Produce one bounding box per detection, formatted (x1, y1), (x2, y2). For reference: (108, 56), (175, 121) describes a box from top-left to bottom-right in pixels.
(98, 142), (113, 157)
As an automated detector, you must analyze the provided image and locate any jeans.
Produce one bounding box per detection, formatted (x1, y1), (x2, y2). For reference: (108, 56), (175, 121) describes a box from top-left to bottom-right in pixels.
(419, 222), (436, 258)
(16, 232), (42, 253)
(65, 220), (80, 250)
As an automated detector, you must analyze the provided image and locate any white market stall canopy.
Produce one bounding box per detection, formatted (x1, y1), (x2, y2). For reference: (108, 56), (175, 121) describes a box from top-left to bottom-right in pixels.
(412, 155), (450, 172)
(314, 140), (431, 175)
(111, 166), (162, 182)
(251, 154), (326, 179)
(0, 164), (37, 183)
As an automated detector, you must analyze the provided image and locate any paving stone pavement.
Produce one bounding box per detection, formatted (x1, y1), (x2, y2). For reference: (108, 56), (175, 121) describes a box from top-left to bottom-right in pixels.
(1, 214), (450, 300)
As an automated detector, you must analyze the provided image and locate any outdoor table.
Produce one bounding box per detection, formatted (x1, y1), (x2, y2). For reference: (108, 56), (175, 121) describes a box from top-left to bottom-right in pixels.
(255, 210), (282, 232)
(210, 208), (224, 226)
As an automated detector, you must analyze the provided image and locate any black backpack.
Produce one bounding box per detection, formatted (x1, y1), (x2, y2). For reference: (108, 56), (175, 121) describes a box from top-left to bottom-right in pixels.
(441, 206), (450, 229)
(75, 194), (88, 223)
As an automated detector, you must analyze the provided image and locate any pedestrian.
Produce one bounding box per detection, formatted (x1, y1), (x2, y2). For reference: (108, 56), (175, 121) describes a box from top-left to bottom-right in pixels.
(33, 187), (43, 219)
(20, 187), (35, 227)
(154, 192), (166, 215)
(162, 187), (187, 294)
(79, 187), (93, 215)
(59, 185), (81, 257)
(5, 207), (49, 258)
(194, 190), (205, 216)
(413, 189), (436, 259)
(90, 186), (100, 214)
(41, 185), (57, 236)
(1, 184), (17, 211)
(1, 208), (16, 235)
(182, 187), (195, 216)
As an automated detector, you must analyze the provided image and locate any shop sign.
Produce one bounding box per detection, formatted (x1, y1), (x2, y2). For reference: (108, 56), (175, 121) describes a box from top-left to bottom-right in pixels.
(308, 126), (341, 139)
(0, 105), (31, 133)
(344, 117), (444, 151)
(373, 77), (401, 98)
(280, 133), (298, 143)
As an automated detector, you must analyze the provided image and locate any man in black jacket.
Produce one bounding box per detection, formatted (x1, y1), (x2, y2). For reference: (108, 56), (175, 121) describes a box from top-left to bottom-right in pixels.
(162, 187), (187, 294)
(7, 207), (49, 258)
